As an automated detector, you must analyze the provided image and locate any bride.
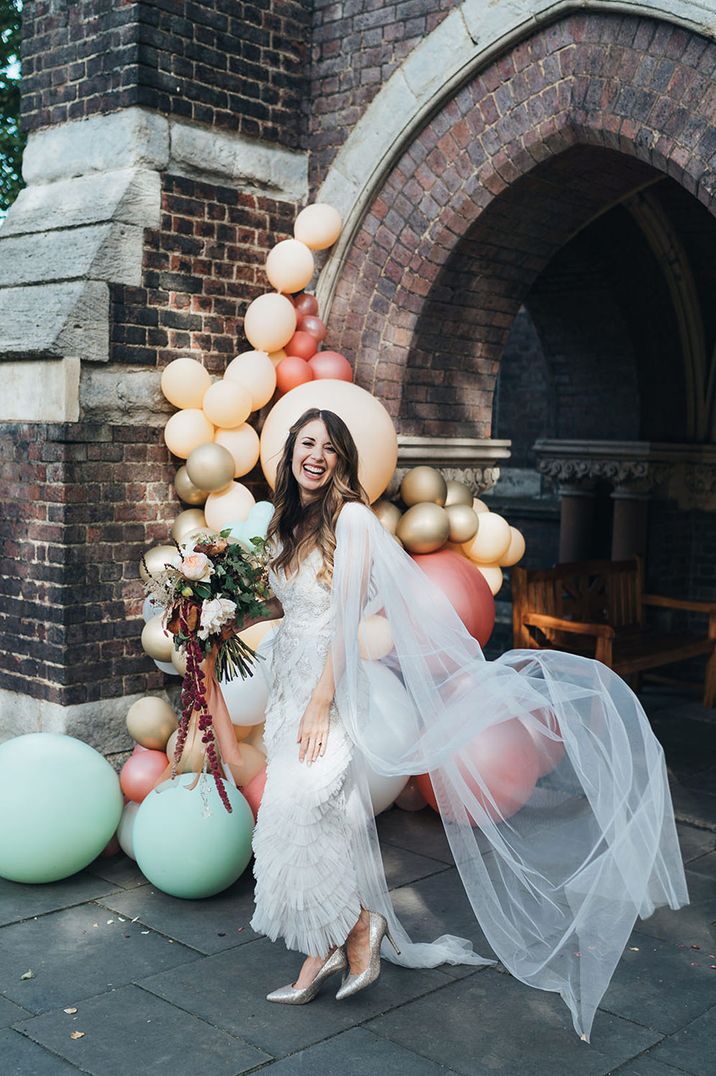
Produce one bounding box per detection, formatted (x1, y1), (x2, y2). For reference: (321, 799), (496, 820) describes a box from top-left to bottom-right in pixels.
(239, 405), (688, 1042)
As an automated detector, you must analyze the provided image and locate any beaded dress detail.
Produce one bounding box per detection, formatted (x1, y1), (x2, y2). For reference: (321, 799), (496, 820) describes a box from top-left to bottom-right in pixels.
(249, 546), (362, 957)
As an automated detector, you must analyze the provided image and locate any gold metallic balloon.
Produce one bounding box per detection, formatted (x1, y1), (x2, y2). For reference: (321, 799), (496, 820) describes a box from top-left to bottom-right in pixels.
(446, 504), (479, 544)
(171, 646), (187, 677)
(140, 615), (174, 662)
(186, 442), (236, 493)
(445, 480), (473, 507)
(372, 498), (402, 535)
(400, 466), (447, 507)
(171, 508), (207, 544)
(166, 725), (206, 774)
(396, 503), (450, 553)
(174, 465), (208, 506)
(126, 696), (178, 751)
(139, 544), (181, 583)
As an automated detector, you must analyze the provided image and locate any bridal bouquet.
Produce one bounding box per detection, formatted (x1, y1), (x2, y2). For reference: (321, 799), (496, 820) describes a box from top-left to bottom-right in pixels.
(142, 530), (272, 810)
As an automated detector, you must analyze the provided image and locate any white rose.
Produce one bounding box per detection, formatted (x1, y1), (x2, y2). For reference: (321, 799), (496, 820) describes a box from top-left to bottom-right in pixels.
(198, 597), (237, 640)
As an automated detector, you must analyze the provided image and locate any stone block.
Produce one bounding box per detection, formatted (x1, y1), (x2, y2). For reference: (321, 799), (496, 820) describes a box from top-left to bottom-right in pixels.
(0, 282), (109, 363)
(0, 222), (146, 288)
(0, 357), (80, 423)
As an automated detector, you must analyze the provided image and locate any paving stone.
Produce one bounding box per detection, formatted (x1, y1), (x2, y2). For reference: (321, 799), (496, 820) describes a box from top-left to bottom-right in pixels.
(0, 901), (199, 1013)
(366, 968), (662, 1076)
(647, 1004), (716, 1073)
(600, 933), (716, 1034)
(685, 850), (716, 881)
(0, 994), (30, 1029)
(609, 1053), (696, 1075)
(140, 935), (449, 1058)
(633, 870), (716, 951)
(255, 1025), (451, 1074)
(87, 852), (148, 890)
(676, 824), (716, 864)
(0, 1028), (79, 1075)
(16, 983), (269, 1076)
(0, 871), (119, 927)
(377, 805), (454, 864)
(98, 868), (259, 955)
(381, 841), (453, 889)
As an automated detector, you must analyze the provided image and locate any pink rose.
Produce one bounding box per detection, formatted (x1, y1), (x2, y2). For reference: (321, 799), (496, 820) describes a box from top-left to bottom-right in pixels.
(181, 551), (213, 582)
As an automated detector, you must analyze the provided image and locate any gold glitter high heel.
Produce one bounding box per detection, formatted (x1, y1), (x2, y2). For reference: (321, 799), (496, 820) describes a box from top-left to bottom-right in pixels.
(266, 946), (347, 1005)
(335, 911), (400, 1000)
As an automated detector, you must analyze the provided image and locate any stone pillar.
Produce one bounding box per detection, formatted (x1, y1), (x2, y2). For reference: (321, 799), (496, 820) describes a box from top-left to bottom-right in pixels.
(557, 481), (597, 562)
(611, 483), (650, 560)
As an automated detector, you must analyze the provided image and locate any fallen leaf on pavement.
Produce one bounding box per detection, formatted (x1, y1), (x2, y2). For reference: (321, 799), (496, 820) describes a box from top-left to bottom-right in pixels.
(20, 970), (34, 980)
(70, 1031), (85, 1040)
(64, 1007), (78, 1015)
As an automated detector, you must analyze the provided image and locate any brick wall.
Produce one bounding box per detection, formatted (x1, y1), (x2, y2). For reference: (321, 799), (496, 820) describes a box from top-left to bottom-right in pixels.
(492, 308), (554, 469)
(21, 0), (310, 147)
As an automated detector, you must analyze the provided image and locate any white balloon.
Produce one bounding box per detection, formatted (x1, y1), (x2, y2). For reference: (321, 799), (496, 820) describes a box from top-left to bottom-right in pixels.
(365, 765), (409, 816)
(142, 595), (163, 623)
(361, 661), (418, 759)
(117, 802), (140, 861)
(219, 630), (275, 726)
(154, 659), (179, 676)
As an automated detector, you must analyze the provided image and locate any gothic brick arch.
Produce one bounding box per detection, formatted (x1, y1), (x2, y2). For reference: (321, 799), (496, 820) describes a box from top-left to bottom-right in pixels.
(326, 11), (716, 441)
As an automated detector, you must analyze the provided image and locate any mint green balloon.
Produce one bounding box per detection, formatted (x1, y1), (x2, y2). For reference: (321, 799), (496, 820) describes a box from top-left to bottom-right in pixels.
(0, 733), (123, 883)
(133, 774), (254, 899)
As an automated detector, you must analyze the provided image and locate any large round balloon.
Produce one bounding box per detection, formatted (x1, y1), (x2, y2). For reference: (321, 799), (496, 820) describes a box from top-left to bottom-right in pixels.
(219, 631), (274, 725)
(134, 774), (254, 899)
(294, 204), (342, 250)
(266, 239), (315, 294)
(365, 766), (409, 816)
(412, 549), (495, 647)
(244, 293), (296, 353)
(0, 734), (123, 883)
(260, 380), (398, 503)
(214, 424), (261, 478)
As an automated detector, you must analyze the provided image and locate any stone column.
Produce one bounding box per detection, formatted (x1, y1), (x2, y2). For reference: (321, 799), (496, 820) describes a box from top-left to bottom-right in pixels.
(557, 481), (598, 562)
(610, 483), (650, 560)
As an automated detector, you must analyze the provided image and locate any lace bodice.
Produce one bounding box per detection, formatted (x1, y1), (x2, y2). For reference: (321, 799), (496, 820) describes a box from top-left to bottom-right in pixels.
(268, 546), (332, 633)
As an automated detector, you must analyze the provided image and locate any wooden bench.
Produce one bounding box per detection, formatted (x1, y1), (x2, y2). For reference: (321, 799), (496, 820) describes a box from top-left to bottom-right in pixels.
(511, 557), (716, 706)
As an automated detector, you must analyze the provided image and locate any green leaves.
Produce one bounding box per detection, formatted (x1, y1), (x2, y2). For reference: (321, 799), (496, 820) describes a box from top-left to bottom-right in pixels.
(0, 0), (24, 213)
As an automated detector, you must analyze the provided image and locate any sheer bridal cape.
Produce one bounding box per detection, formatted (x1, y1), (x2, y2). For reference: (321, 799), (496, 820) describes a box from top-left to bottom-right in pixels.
(329, 501), (688, 1042)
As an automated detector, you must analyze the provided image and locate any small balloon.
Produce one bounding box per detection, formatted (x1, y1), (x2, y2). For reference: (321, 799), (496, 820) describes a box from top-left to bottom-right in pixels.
(445, 480), (473, 507)
(446, 504), (479, 544)
(275, 355), (314, 394)
(358, 615), (394, 660)
(268, 348), (287, 367)
(297, 315), (326, 342)
(202, 380), (252, 429)
(166, 725), (205, 774)
(307, 350), (353, 382)
(293, 293), (319, 317)
(372, 499), (401, 534)
(395, 777), (428, 812)
(242, 767), (266, 821)
(126, 696), (178, 751)
(117, 802), (140, 860)
(141, 615), (174, 663)
(475, 564), (504, 596)
(266, 238), (315, 294)
(204, 481), (255, 530)
(140, 544), (181, 583)
(120, 749), (169, 804)
(473, 498), (490, 514)
(500, 526), (526, 567)
(224, 351), (277, 411)
(142, 594), (163, 622)
(294, 204), (342, 251)
(244, 293), (296, 353)
(213, 424), (261, 478)
(396, 503), (450, 554)
(160, 357), (211, 409)
(164, 409), (214, 459)
(171, 508), (207, 543)
(186, 443), (235, 493)
(285, 330), (318, 361)
(463, 513), (511, 564)
(401, 466), (447, 507)
(171, 647), (187, 677)
(174, 465), (208, 506)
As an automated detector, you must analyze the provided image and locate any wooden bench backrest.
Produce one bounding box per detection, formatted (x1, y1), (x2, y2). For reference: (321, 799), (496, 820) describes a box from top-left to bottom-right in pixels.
(512, 557), (644, 634)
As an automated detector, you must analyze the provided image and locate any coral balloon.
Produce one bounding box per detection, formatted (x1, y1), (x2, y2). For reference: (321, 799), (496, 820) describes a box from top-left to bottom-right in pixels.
(501, 526), (526, 567)
(174, 465), (207, 506)
(412, 549), (495, 647)
(202, 380), (252, 429)
(358, 615), (394, 660)
(242, 767), (267, 821)
(261, 379), (397, 503)
(397, 503), (450, 554)
(214, 424), (261, 478)
(526, 710), (565, 778)
(307, 350), (353, 382)
(293, 293), (319, 317)
(297, 315), (327, 342)
(294, 203), (342, 250)
(244, 293), (297, 353)
(171, 508), (207, 542)
(285, 330), (318, 361)
(463, 513), (511, 564)
(401, 466), (447, 507)
(373, 499), (402, 534)
(141, 615), (175, 662)
(120, 749), (170, 804)
(160, 357), (211, 409)
(445, 480), (473, 507)
(204, 481), (255, 530)
(476, 564), (504, 596)
(164, 409), (214, 459)
(140, 544), (181, 582)
(275, 355), (314, 394)
(186, 442), (236, 492)
(266, 238), (315, 294)
(224, 350), (277, 411)
(446, 504), (479, 544)
(126, 696), (177, 751)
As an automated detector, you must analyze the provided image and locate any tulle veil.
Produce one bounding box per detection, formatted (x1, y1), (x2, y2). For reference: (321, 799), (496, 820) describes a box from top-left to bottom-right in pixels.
(328, 500), (688, 1042)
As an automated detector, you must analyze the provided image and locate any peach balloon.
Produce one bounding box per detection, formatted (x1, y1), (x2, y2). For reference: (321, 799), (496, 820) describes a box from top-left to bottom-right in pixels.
(373, 498), (402, 534)
(268, 348), (287, 367)
(201, 380), (252, 429)
(225, 350), (277, 411)
(160, 357), (211, 409)
(239, 619), (281, 650)
(244, 293), (296, 353)
(276, 356), (314, 394)
(526, 710), (565, 778)
(472, 498), (489, 514)
(476, 564), (504, 596)
(307, 351), (353, 382)
(285, 330), (318, 361)
(260, 379), (397, 503)
(120, 750), (170, 804)
(232, 742), (268, 787)
(293, 293), (319, 317)
(266, 239), (315, 294)
(242, 766), (267, 821)
(214, 424), (261, 478)
(358, 615), (394, 660)
(141, 615), (175, 663)
(501, 526), (526, 567)
(204, 481), (255, 530)
(463, 512), (511, 564)
(164, 409), (215, 459)
(294, 203), (342, 250)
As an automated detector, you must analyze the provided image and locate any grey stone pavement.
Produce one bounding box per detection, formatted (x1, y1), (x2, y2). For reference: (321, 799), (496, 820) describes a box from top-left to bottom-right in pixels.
(1, 687), (715, 1076)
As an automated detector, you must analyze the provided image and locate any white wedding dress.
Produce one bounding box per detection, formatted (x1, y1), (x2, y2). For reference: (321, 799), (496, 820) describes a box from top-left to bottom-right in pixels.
(249, 502), (688, 1042)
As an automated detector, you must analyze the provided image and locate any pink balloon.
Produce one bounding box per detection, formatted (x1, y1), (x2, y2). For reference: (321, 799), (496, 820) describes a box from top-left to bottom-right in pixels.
(526, 709), (565, 777)
(120, 750), (169, 803)
(100, 834), (121, 858)
(293, 292), (319, 317)
(276, 355), (314, 394)
(131, 744), (149, 755)
(285, 330), (318, 361)
(411, 549), (495, 647)
(298, 315), (327, 342)
(308, 350), (353, 382)
(242, 766), (267, 821)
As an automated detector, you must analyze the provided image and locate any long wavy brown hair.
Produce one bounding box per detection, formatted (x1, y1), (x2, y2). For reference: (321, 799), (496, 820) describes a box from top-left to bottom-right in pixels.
(266, 408), (369, 584)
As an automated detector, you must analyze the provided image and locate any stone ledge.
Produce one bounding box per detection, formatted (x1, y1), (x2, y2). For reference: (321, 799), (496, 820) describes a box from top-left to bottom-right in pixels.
(0, 686), (153, 755)
(0, 282), (109, 363)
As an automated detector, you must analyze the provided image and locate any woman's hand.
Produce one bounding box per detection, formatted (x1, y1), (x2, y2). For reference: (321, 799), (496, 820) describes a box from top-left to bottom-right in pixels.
(297, 691), (331, 764)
